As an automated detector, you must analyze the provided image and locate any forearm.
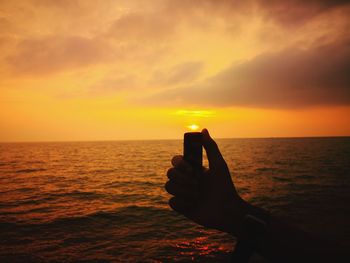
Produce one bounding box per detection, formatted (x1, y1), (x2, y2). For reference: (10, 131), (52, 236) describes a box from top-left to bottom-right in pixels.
(245, 206), (349, 262)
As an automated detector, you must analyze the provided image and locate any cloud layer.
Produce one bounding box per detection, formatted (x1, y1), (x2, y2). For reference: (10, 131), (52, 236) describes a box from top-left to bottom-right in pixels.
(1, 0), (350, 108)
(7, 36), (114, 75)
(147, 39), (350, 108)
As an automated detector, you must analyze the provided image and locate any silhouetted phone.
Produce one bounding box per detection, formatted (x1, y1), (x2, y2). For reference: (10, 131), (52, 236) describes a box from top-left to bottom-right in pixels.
(183, 132), (203, 176)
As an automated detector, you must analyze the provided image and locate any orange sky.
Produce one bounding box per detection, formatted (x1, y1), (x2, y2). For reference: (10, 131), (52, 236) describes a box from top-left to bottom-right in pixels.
(0, 0), (349, 141)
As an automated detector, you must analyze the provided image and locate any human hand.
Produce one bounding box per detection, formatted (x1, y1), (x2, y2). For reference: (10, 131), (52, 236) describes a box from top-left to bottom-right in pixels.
(165, 129), (253, 236)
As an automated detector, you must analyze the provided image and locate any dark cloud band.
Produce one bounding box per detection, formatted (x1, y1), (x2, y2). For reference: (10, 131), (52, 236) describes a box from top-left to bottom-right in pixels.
(146, 39), (350, 108)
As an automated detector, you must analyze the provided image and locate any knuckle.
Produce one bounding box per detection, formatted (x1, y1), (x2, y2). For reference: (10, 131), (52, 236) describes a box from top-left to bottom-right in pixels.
(168, 197), (179, 212)
(165, 180), (179, 196)
(168, 196), (176, 206)
(164, 180), (172, 193)
(166, 168), (174, 178)
(171, 155), (183, 166)
(167, 168), (184, 181)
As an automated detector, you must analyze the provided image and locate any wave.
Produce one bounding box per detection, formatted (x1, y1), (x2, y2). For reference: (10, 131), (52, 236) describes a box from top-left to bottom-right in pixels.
(103, 180), (160, 188)
(0, 190), (108, 208)
(15, 168), (47, 174)
(272, 176), (291, 182)
(255, 167), (284, 173)
(90, 168), (118, 174)
(294, 174), (316, 180)
(1, 206), (172, 229)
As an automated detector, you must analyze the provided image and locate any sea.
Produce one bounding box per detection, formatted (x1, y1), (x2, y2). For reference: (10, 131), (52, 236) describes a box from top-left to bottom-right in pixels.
(1, 138), (350, 262)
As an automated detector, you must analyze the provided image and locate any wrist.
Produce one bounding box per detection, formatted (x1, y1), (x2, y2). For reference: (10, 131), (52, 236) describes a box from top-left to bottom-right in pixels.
(228, 199), (269, 234)
(235, 202), (271, 252)
(227, 201), (271, 261)
(224, 199), (257, 236)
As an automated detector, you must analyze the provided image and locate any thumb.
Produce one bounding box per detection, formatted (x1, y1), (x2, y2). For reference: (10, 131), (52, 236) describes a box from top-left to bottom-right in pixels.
(202, 129), (228, 172)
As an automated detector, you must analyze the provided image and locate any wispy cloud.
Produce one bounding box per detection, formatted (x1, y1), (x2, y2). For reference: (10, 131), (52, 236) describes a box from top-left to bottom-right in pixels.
(151, 61), (204, 86)
(6, 36), (114, 75)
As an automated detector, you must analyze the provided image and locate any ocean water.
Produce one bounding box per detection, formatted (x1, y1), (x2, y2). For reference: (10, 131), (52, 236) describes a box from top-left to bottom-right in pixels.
(1, 138), (350, 262)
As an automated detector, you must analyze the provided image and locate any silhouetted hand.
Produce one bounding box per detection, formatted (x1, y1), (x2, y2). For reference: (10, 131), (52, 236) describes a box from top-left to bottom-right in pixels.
(165, 129), (350, 262)
(165, 129), (251, 236)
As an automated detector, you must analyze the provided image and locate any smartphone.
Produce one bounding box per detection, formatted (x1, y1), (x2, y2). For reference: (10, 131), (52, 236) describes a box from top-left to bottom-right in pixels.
(183, 132), (203, 176)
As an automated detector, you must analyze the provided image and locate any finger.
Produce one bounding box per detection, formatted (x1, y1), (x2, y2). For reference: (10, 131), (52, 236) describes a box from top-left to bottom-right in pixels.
(164, 180), (198, 198)
(202, 129), (228, 173)
(171, 155), (183, 166)
(168, 196), (196, 216)
(167, 168), (197, 185)
(171, 155), (192, 173)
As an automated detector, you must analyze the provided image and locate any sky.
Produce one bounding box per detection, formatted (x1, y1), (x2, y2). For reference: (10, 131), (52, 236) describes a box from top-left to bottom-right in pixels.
(0, 0), (349, 141)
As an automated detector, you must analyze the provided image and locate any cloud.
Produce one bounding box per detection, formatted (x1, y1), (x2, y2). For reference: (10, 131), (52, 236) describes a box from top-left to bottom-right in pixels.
(151, 61), (204, 86)
(145, 39), (350, 108)
(0, 17), (14, 35)
(106, 11), (175, 43)
(2, 2), (178, 76)
(88, 74), (137, 96)
(83, 61), (203, 97)
(256, 0), (350, 27)
(165, 0), (350, 29)
(2, 0), (349, 79)
(6, 35), (114, 75)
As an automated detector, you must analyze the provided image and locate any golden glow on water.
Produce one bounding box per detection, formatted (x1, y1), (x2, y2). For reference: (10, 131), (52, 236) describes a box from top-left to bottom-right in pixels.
(1, 138), (350, 261)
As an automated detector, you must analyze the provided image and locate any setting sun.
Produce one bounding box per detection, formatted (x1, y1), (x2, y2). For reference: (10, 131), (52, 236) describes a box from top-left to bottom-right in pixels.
(187, 124), (200, 131)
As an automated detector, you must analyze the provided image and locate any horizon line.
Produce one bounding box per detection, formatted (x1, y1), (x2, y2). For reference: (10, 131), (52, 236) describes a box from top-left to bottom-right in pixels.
(1, 135), (350, 144)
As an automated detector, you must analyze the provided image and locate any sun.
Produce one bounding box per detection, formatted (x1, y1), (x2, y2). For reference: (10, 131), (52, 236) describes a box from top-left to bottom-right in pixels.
(187, 124), (200, 131)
